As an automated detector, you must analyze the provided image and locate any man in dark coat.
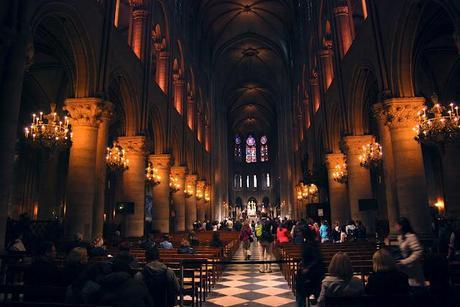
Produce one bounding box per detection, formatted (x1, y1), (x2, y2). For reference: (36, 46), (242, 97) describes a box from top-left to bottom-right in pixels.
(136, 246), (180, 307)
(96, 253), (153, 307)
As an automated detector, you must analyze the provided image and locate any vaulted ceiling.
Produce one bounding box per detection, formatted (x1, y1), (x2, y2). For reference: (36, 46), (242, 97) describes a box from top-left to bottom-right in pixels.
(197, 0), (295, 134)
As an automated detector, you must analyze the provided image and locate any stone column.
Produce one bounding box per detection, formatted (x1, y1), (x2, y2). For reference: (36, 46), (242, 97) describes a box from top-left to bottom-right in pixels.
(171, 166), (186, 232)
(156, 51), (169, 93)
(310, 74), (321, 113)
(319, 46), (334, 91)
(372, 103), (399, 230)
(442, 143), (460, 217)
(149, 154), (171, 233)
(196, 180), (206, 221)
(118, 136), (146, 237)
(384, 97), (431, 233)
(334, 5), (353, 57)
(64, 98), (102, 240)
(129, 0), (149, 60)
(173, 78), (185, 115)
(186, 95), (194, 130)
(325, 153), (350, 224)
(343, 135), (374, 230)
(92, 101), (113, 238)
(38, 152), (59, 220)
(0, 24), (31, 249)
(185, 174), (197, 230)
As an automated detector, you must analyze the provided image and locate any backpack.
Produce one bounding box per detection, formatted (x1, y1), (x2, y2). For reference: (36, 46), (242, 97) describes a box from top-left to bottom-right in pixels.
(260, 221), (274, 243)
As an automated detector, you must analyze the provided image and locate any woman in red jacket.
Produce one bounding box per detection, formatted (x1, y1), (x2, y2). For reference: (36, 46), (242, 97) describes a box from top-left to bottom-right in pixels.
(277, 223), (290, 244)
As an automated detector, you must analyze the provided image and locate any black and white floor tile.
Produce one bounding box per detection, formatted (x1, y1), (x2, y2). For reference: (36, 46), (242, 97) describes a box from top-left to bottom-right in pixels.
(204, 242), (296, 307)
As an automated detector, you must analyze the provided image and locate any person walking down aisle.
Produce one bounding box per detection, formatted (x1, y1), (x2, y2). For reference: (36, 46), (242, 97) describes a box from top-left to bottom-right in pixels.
(396, 217), (424, 288)
(239, 221), (253, 260)
(259, 215), (274, 273)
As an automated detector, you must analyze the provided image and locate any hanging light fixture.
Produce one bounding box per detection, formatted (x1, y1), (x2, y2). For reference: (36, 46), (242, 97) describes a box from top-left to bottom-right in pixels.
(196, 184), (204, 200)
(146, 162), (161, 185)
(106, 141), (129, 171)
(414, 94), (460, 144)
(169, 174), (181, 193)
(24, 104), (72, 150)
(204, 185), (210, 202)
(184, 182), (194, 198)
(296, 184), (303, 201)
(359, 142), (383, 168)
(332, 163), (348, 184)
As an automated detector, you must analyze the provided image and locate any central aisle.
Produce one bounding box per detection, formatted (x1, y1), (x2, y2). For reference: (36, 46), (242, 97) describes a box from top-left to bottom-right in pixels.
(205, 242), (296, 306)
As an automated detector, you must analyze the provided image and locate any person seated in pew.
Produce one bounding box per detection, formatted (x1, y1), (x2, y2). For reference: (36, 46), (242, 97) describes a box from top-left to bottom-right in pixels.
(24, 241), (61, 287)
(188, 231), (200, 247)
(88, 235), (107, 257)
(64, 232), (89, 254)
(296, 238), (325, 307)
(159, 234), (173, 249)
(365, 249), (409, 296)
(178, 239), (196, 254)
(96, 252), (153, 307)
(8, 233), (26, 252)
(136, 246), (179, 307)
(62, 247), (89, 286)
(210, 231), (223, 248)
(140, 232), (157, 250)
(66, 262), (108, 304)
(317, 252), (364, 307)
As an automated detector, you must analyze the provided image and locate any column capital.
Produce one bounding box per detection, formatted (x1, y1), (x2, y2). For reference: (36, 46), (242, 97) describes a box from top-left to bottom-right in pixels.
(185, 174), (197, 184)
(173, 78), (185, 86)
(159, 51), (169, 59)
(64, 97), (103, 127)
(333, 5), (349, 16)
(99, 100), (114, 122)
(148, 153), (171, 169)
(117, 136), (146, 155)
(383, 97), (425, 129)
(132, 8), (149, 18)
(371, 102), (386, 123)
(343, 135), (375, 155)
(171, 166), (187, 177)
(324, 153), (346, 169)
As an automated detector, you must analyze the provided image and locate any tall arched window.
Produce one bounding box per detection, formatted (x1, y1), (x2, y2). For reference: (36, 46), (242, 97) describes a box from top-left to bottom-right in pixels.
(234, 135), (242, 161)
(260, 135), (269, 162)
(245, 135), (257, 163)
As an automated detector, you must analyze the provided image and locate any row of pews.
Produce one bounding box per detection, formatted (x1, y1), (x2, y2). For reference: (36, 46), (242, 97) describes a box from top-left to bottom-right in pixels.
(0, 231), (240, 307)
(275, 241), (376, 296)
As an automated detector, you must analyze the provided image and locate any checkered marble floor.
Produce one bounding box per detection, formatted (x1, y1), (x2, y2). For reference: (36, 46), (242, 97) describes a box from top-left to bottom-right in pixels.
(204, 242), (296, 307)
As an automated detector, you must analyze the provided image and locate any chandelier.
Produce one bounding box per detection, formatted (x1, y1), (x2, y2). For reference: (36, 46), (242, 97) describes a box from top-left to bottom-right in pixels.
(204, 186), (210, 202)
(196, 185), (204, 200)
(296, 183), (319, 203)
(332, 163), (348, 184)
(184, 182), (194, 198)
(24, 104), (72, 150)
(106, 141), (129, 171)
(414, 95), (460, 144)
(169, 175), (181, 193)
(359, 142), (383, 168)
(146, 162), (161, 185)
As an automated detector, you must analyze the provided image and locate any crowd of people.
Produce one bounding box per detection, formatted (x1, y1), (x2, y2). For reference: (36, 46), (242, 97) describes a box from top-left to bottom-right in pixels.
(4, 213), (460, 307)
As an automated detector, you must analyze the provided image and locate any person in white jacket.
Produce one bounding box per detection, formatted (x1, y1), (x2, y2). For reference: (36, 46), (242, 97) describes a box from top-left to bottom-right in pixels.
(396, 217), (425, 287)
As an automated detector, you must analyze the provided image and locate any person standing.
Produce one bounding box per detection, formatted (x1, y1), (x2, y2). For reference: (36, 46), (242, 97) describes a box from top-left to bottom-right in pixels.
(239, 221), (253, 260)
(259, 216), (274, 273)
(319, 221), (330, 243)
(396, 217), (425, 287)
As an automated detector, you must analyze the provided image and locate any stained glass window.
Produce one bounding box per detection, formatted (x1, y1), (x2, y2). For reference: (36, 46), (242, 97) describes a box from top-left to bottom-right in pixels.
(245, 135), (257, 163)
(260, 135), (269, 162)
(234, 135), (242, 161)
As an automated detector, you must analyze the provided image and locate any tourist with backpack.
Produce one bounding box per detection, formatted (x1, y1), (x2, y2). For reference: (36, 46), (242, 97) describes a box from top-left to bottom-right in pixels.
(259, 216), (274, 273)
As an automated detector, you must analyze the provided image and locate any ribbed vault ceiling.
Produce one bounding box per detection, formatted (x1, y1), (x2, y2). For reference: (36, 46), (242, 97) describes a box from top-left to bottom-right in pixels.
(198, 0), (294, 133)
